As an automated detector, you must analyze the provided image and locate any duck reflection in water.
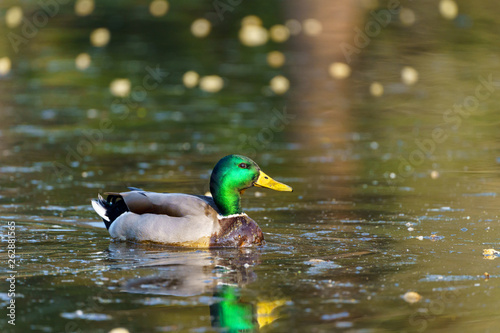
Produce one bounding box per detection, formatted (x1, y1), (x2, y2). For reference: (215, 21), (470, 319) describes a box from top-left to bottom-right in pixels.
(106, 242), (287, 331)
(210, 285), (288, 332)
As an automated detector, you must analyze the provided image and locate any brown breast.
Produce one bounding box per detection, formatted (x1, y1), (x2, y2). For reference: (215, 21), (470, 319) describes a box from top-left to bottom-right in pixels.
(210, 215), (264, 247)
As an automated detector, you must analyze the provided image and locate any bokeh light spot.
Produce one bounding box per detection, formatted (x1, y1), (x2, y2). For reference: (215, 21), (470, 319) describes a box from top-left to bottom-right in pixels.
(75, 0), (94, 17)
(6, 6), (23, 28)
(303, 19), (322, 36)
(90, 28), (111, 47)
(440, 0), (458, 20)
(191, 18), (211, 38)
(75, 53), (91, 71)
(110, 79), (131, 97)
(241, 15), (262, 27)
(267, 51), (286, 68)
(149, 0), (169, 17)
(401, 66), (419, 85)
(239, 24), (268, 47)
(329, 62), (351, 79)
(369, 82), (384, 97)
(399, 8), (416, 26)
(270, 75), (290, 94)
(199, 75), (224, 93)
(269, 24), (290, 43)
(0, 57), (12, 76)
(285, 19), (302, 35)
(183, 71), (200, 88)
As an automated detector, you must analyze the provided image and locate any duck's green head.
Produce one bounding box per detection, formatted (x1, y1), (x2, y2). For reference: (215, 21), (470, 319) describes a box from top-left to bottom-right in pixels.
(210, 155), (292, 216)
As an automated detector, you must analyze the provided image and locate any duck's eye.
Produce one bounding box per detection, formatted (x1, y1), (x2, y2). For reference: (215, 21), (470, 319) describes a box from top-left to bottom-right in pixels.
(238, 163), (248, 169)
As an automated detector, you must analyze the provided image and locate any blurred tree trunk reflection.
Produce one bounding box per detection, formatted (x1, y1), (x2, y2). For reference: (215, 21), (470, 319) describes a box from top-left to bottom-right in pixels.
(286, 1), (363, 199)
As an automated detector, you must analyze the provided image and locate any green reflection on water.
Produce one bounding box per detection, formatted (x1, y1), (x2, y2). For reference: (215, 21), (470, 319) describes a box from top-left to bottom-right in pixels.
(211, 286), (256, 332)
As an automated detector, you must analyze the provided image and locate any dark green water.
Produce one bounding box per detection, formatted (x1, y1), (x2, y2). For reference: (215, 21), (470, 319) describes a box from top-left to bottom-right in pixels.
(2, 1), (500, 332)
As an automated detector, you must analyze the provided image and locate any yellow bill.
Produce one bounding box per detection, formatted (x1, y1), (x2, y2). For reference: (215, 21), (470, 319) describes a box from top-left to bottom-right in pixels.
(254, 170), (293, 192)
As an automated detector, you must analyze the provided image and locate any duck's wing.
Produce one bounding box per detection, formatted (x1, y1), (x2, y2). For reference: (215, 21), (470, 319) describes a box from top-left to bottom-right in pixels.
(116, 191), (220, 219)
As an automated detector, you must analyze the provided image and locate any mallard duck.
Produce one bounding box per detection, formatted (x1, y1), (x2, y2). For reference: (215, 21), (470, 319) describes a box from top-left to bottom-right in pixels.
(91, 154), (292, 247)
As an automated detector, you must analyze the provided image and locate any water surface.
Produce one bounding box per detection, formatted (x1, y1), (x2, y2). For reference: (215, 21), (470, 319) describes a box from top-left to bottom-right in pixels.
(1, 1), (500, 332)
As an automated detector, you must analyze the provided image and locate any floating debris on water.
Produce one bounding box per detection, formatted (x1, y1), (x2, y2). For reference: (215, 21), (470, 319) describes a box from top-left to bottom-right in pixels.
(308, 259), (325, 263)
(483, 249), (500, 260)
(402, 291), (422, 304)
(429, 234), (443, 241)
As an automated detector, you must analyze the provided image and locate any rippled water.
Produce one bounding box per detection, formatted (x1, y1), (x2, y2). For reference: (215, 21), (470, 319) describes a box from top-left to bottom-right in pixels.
(2, 1), (500, 332)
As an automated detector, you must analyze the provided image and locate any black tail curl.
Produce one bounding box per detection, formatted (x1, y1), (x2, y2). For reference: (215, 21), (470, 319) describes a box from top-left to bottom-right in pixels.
(98, 194), (129, 230)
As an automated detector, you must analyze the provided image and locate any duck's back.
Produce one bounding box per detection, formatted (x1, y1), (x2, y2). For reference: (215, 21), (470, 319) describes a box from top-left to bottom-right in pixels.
(118, 191), (220, 217)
